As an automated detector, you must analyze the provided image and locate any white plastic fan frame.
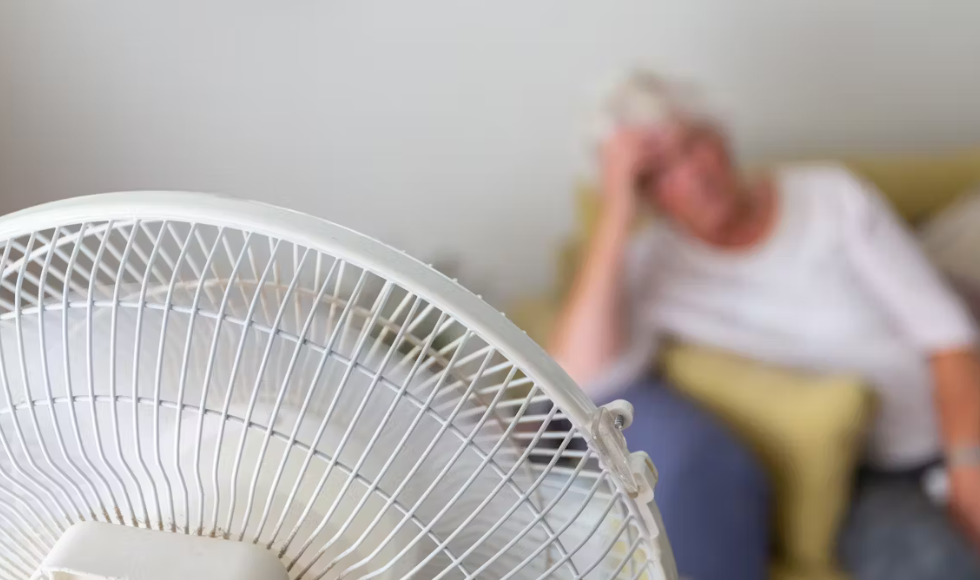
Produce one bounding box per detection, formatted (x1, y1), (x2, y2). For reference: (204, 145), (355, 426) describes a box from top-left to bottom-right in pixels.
(0, 192), (676, 580)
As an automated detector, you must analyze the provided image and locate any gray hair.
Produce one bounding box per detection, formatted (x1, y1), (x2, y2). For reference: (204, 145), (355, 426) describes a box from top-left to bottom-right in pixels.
(593, 70), (712, 145)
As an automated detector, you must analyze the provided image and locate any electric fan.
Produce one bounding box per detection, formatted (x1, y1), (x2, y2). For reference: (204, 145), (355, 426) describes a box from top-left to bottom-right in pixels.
(0, 192), (676, 580)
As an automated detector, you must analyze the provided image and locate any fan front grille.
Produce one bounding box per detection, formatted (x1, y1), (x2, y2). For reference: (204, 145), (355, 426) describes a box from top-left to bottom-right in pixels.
(0, 210), (658, 579)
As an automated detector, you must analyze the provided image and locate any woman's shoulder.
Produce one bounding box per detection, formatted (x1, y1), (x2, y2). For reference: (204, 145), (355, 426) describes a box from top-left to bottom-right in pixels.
(774, 162), (883, 215)
(775, 161), (862, 193)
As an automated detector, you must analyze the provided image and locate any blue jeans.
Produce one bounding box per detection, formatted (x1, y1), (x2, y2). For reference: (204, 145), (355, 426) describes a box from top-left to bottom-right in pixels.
(601, 379), (980, 580)
(597, 378), (771, 580)
(839, 466), (980, 580)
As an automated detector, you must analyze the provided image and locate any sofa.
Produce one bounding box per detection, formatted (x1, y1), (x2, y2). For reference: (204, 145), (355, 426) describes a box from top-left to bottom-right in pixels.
(506, 147), (980, 580)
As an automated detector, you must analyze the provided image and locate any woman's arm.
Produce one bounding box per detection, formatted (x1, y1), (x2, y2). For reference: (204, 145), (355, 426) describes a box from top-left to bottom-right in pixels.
(549, 130), (652, 392)
(838, 169), (980, 545)
(549, 204), (633, 388)
(933, 349), (980, 456)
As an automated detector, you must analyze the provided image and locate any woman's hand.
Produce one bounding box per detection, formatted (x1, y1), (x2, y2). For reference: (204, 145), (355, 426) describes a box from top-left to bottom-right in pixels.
(949, 465), (980, 549)
(931, 348), (980, 551)
(600, 130), (656, 224)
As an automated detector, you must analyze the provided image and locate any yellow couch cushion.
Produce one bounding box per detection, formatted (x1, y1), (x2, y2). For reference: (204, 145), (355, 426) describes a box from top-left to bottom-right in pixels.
(661, 344), (875, 580)
(837, 148), (980, 224)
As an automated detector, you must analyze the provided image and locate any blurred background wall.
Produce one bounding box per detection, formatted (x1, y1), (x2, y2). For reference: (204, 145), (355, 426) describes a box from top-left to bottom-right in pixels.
(1, 1), (980, 306)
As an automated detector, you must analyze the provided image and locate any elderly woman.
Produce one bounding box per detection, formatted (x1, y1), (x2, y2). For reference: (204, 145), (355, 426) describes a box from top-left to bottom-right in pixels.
(550, 71), (980, 580)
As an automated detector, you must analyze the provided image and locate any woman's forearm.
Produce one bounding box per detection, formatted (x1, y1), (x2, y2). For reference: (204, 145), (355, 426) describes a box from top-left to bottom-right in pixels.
(549, 207), (633, 386)
(932, 348), (980, 453)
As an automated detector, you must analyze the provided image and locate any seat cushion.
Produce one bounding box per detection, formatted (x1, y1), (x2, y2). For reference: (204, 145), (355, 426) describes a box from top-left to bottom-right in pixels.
(660, 344), (875, 580)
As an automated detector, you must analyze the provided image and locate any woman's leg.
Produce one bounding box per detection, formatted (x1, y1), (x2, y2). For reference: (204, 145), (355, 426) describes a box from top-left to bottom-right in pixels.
(598, 378), (771, 580)
(839, 469), (980, 580)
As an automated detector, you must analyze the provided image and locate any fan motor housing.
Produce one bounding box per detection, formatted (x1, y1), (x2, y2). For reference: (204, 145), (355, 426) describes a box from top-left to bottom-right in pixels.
(40, 522), (288, 580)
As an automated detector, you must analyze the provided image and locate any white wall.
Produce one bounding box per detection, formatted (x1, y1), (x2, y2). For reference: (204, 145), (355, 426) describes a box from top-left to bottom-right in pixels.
(2, 1), (980, 306)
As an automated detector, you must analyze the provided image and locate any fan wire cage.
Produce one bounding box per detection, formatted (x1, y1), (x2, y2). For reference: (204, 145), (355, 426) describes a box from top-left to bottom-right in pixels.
(0, 193), (672, 580)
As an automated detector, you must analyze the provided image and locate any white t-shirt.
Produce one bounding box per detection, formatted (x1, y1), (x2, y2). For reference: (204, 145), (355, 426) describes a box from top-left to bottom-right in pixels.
(595, 163), (977, 469)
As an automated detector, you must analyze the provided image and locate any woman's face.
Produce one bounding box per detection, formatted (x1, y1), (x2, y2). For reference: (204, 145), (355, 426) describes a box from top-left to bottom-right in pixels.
(638, 122), (741, 239)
